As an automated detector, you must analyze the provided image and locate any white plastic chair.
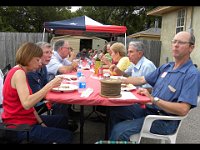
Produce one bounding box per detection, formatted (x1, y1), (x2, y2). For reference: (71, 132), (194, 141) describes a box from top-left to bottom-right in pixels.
(129, 114), (188, 144)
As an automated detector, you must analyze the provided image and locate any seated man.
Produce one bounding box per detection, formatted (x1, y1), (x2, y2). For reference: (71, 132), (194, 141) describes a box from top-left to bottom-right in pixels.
(46, 39), (79, 120)
(109, 31), (200, 141)
(27, 42), (78, 132)
(110, 41), (157, 92)
(46, 39), (78, 81)
(76, 48), (90, 60)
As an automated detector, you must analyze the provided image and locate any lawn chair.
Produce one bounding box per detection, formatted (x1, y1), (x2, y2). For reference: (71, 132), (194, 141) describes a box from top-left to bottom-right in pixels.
(1, 64), (11, 82)
(129, 113), (189, 144)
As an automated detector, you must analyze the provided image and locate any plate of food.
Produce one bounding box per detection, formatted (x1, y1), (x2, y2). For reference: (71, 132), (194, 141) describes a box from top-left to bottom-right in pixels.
(56, 74), (78, 82)
(121, 84), (136, 91)
(51, 84), (78, 92)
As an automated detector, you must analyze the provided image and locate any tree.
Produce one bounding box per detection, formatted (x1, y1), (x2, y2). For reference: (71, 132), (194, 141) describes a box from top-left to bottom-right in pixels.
(73, 6), (159, 35)
(0, 6), (160, 35)
(0, 6), (72, 32)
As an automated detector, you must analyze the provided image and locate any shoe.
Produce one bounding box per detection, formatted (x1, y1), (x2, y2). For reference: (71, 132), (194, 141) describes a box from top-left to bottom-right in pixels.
(68, 120), (79, 132)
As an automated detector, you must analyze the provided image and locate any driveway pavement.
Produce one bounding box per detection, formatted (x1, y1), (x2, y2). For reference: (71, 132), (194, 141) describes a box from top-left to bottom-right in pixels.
(72, 104), (200, 144)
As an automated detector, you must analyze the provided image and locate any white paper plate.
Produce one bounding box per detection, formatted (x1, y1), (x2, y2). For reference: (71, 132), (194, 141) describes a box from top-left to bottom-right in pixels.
(121, 84), (136, 91)
(51, 84), (78, 92)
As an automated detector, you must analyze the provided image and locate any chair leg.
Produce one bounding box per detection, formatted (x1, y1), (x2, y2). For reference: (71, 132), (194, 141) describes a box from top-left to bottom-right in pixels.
(161, 139), (166, 144)
(130, 133), (141, 143)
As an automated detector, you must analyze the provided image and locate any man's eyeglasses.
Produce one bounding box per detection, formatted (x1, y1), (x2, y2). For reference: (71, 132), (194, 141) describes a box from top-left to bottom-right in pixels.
(171, 40), (193, 45)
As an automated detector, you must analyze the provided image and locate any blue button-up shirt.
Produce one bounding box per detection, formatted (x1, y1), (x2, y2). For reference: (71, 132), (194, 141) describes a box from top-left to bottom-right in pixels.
(145, 59), (200, 108)
(27, 66), (48, 93)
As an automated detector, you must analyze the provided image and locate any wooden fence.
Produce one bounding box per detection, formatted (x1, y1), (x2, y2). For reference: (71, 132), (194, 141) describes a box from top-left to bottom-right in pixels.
(0, 32), (48, 70)
(117, 37), (161, 67)
(0, 32), (161, 70)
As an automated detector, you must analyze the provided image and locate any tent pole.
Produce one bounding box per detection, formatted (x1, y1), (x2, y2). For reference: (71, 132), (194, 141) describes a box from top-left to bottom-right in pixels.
(42, 28), (45, 42)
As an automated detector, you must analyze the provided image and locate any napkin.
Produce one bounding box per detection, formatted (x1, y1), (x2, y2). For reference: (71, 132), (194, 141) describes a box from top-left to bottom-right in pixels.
(80, 88), (94, 98)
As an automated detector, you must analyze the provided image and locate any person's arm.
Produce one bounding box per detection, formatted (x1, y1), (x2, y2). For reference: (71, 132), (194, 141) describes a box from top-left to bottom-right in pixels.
(137, 88), (191, 116)
(34, 110), (47, 127)
(101, 55), (112, 67)
(68, 51), (77, 62)
(13, 70), (62, 110)
(109, 64), (124, 76)
(58, 62), (78, 74)
(121, 76), (147, 86)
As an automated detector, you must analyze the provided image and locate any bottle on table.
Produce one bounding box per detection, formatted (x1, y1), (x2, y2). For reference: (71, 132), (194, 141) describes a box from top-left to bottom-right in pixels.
(98, 64), (103, 78)
(77, 65), (82, 78)
(78, 74), (86, 93)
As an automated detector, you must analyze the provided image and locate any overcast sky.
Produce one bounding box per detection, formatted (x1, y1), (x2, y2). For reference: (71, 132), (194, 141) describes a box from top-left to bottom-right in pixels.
(70, 6), (81, 12)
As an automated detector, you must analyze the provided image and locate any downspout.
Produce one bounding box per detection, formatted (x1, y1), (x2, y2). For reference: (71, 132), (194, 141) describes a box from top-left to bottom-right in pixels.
(188, 6), (194, 34)
(42, 28), (45, 42)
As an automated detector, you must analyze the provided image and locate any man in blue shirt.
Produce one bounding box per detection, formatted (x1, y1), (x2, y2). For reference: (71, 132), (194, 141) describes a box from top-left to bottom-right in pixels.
(27, 42), (78, 132)
(27, 42), (53, 114)
(109, 31), (200, 141)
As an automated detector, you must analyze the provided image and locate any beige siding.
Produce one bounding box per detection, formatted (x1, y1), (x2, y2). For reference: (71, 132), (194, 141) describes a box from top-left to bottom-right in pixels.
(93, 39), (107, 50)
(159, 6), (200, 68)
(160, 11), (177, 65)
(51, 35), (107, 53)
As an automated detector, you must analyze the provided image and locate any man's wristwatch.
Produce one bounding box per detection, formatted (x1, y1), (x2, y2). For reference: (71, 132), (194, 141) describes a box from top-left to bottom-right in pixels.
(153, 97), (160, 104)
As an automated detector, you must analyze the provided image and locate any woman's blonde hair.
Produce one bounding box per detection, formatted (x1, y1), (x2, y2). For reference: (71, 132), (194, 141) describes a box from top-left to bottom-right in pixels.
(110, 42), (126, 57)
(16, 42), (43, 66)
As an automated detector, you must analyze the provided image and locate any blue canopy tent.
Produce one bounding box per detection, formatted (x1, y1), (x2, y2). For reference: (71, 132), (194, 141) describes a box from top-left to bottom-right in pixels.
(43, 15), (127, 46)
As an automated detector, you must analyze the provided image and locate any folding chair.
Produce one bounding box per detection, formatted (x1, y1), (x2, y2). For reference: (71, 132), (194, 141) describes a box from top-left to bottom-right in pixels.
(129, 114), (189, 144)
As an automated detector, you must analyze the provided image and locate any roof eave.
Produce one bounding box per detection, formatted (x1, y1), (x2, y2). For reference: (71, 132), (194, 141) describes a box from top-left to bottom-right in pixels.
(147, 6), (184, 16)
(128, 33), (160, 38)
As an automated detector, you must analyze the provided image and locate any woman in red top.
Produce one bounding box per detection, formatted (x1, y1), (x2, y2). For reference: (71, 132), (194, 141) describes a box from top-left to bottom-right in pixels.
(2, 42), (73, 144)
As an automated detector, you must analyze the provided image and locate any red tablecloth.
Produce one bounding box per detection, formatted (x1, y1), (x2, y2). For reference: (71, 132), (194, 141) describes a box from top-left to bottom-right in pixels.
(45, 70), (150, 106)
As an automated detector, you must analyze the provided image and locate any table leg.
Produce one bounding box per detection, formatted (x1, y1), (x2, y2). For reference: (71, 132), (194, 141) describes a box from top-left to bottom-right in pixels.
(80, 105), (84, 144)
(105, 106), (110, 140)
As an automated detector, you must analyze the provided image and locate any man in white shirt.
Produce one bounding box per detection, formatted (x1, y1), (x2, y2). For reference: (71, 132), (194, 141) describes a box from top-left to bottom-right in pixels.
(47, 39), (78, 81)
(123, 41), (156, 89)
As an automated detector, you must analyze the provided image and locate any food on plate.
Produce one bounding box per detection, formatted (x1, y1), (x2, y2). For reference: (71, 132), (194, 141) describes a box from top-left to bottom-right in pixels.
(70, 77), (77, 80)
(60, 85), (69, 88)
(121, 84), (128, 88)
(52, 84), (78, 92)
(82, 67), (90, 70)
(121, 84), (136, 91)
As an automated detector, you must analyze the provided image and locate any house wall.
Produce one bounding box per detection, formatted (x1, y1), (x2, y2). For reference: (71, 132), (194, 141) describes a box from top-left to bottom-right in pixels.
(159, 6), (200, 68)
(137, 37), (160, 41)
(159, 11), (177, 65)
(93, 39), (107, 50)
